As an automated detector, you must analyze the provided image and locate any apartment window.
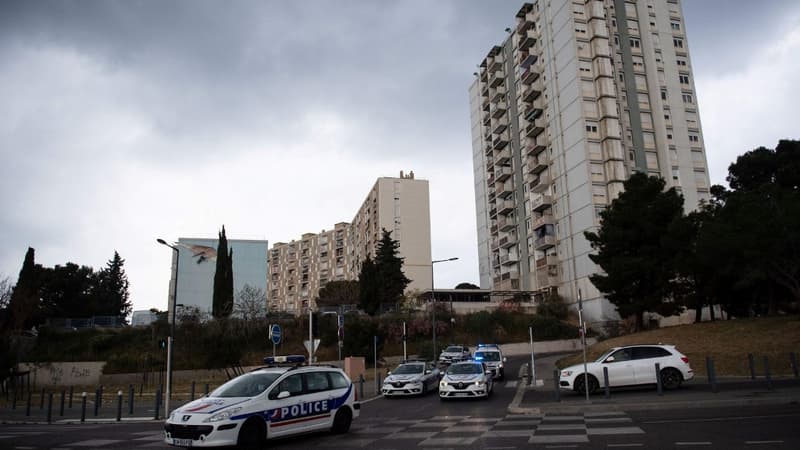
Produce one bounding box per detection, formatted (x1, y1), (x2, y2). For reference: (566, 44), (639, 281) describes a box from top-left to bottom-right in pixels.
(660, 88), (668, 100)
(629, 38), (641, 48)
(664, 114), (670, 121)
(676, 58), (688, 67)
(650, 21), (656, 27)
(682, 93), (694, 104)
(586, 124), (598, 133)
(672, 168), (680, 182)
(679, 74), (690, 84)
(689, 134), (700, 143)
(673, 38), (684, 48)
(667, 132), (673, 140)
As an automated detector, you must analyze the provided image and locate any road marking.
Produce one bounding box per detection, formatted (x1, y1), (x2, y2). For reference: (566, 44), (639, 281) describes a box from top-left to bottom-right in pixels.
(643, 413), (800, 424)
(745, 441), (784, 445)
(607, 444), (644, 448)
(675, 442), (712, 446)
(529, 435), (589, 444)
(586, 427), (644, 435)
(420, 436), (479, 446)
(66, 440), (124, 447)
(537, 424), (586, 431)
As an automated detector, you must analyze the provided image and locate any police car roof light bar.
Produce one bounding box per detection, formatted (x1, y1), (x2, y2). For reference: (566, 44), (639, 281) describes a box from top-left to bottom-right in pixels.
(263, 355), (306, 365)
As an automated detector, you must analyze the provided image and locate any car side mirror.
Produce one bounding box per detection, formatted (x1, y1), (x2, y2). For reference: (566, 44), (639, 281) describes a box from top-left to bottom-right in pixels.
(387, 371), (391, 376)
(503, 357), (508, 362)
(485, 370), (492, 375)
(277, 391), (291, 400)
(425, 369), (432, 374)
(605, 356), (616, 363)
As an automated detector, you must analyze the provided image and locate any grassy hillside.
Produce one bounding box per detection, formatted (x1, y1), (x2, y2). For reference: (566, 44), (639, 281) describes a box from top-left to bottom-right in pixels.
(557, 316), (800, 377)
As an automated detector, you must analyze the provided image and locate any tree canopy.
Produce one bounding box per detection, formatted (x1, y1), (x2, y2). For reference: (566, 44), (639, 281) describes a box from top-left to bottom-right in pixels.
(358, 229), (411, 316)
(585, 172), (686, 330)
(316, 280), (360, 307)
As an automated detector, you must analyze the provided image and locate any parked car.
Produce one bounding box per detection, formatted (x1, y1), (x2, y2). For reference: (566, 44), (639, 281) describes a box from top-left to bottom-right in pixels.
(382, 360), (440, 397)
(439, 360), (494, 400)
(438, 345), (471, 364)
(559, 344), (694, 394)
(164, 355), (359, 448)
(473, 344), (507, 380)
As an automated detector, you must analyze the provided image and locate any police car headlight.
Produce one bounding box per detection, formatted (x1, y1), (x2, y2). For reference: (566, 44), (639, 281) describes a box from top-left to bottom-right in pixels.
(474, 380), (485, 387)
(497, 362), (503, 368)
(440, 381), (446, 389)
(168, 411), (176, 421)
(203, 407), (242, 423)
(561, 370), (573, 377)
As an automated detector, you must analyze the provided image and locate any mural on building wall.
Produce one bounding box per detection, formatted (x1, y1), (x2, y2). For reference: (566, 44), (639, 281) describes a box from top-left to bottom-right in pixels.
(177, 243), (217, 264)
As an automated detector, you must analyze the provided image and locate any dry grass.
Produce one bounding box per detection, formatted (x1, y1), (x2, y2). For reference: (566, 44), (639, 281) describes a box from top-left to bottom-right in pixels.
(557, 316), (800, 377)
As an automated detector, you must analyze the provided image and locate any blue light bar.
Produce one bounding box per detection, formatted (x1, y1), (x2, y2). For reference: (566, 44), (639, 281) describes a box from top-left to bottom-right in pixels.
(477, 344), (499, 349)
(263, 355), (306, 364)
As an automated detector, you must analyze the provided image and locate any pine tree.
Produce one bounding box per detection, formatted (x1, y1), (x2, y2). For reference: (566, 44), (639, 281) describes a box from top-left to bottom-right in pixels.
(374, 229), (410, 312)
(6, 247), (41, 331)
(95, 251), (132, 319)
(212, 226), (234, 318)
(358, 256), (380, 316)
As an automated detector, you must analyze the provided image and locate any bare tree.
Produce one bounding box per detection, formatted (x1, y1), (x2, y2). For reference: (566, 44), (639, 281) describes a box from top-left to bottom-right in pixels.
(233, 284), (268, 326)
(0, 275), (12, 310)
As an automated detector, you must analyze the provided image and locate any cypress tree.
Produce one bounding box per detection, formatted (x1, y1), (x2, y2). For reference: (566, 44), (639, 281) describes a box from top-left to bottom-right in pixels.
(6, 247), (41, 331)
(212, 226), (234, 318)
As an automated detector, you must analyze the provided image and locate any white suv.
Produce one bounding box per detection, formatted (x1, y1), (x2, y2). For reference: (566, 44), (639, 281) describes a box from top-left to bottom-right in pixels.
(164, 356), (359, 448)
(559, 344), (694, 394)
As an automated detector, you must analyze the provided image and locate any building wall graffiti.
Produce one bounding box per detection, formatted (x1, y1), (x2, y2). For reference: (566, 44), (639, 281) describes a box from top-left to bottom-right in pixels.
(19, 362), (106, 387)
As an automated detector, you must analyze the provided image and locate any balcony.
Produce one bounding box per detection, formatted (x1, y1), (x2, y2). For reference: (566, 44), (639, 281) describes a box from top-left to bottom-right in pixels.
(489, 207), (497, 217)
(530, 173), (551, 193)
(490, 86), (507, 104)
(532, 194), (553, 212)
(495, 165), (513, 182)
(500, 254), (519, 266)
(491, 240), (500, 251)
(495, 180), (513, 198)
(488, 55), (504, 73)
(492, 133), (509, 150)
(527, 153), (548, 174)
(499, 234), (518, 248)
(526, 137), (547, 156)
(489, 70), (505, 88)
(498, 216), (516, 232)
(534, 235), (556, 250)
(519, 52), (539, 69)
(525, 120), (545, 138)
(490, 224), (498, 235)
(518, 28), (538, 51)
(481, 82), (490, 98)
(516, 16), (533, 34)
(535, 254), (558, 269)
(490, 102), (507, 119)
(520, 67), (540, 85)
(524, 103), (543, 121)
(522, 81), (542, 103)
(495, 147), (512, 165)
(492, 117), (509, 135)
(497, 199), (515, 215)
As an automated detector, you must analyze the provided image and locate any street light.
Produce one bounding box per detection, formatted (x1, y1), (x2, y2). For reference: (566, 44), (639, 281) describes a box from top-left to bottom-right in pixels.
(431, 257), (458, 361)
(157, 238), (179, 416)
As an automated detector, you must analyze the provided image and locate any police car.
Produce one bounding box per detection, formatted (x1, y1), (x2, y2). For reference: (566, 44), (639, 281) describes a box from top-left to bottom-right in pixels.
(164, 355), (359, 448)
(438, 344), (471, 364)
(439, 360), (494, 400)
(473, 344), (507, 380)
(382, 360), (440, 397)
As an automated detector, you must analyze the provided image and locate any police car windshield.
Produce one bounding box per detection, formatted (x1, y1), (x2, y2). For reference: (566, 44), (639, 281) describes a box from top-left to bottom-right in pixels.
(447, 363), (482, 375)
(211, 372), (281, 398)
(444, 346), (463, 353)
(475, 351), (500, 361)
(393, 364), (424, 375)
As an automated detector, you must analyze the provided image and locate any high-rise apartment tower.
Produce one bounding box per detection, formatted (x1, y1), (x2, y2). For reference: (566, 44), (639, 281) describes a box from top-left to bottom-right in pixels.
(469, 0), (710, 323)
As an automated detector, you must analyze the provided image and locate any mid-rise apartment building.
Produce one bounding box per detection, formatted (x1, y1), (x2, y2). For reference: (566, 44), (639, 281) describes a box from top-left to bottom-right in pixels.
(470, 0), (710, 324)
(269, 172), (432, 313)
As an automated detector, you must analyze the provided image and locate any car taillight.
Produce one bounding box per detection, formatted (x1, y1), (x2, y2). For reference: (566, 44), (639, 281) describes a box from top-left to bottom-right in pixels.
(681, 356), (689, 364)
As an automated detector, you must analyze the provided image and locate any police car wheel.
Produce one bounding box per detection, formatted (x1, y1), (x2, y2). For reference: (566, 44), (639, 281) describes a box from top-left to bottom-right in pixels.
(237, 417), (266, 449)
(331, 407), (352, 434)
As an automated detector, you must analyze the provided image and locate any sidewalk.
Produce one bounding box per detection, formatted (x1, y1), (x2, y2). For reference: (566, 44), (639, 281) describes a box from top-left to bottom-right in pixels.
(510, 353), (800, 414)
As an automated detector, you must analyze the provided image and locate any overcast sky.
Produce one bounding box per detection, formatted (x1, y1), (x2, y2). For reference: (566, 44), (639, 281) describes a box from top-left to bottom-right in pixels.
(1, 0), (798, 314)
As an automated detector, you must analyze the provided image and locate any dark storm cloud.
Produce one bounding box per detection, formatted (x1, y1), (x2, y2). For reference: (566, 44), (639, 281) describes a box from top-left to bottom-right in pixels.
(0, 0), (524, 165)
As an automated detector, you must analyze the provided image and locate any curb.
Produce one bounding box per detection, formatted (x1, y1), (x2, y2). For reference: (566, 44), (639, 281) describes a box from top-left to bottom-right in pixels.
(513, 394), (800, 414)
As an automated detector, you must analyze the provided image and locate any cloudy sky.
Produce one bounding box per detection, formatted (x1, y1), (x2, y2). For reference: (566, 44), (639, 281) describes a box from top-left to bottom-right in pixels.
(1, 0), (798, 314)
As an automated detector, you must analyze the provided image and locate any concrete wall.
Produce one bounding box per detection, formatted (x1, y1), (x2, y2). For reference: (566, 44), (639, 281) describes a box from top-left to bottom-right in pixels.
(19, 362), (106, 387)
(480, 337), (598, 357)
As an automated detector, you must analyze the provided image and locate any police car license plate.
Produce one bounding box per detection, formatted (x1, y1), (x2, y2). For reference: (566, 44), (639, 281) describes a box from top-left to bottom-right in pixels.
(172, 438), (193, 447)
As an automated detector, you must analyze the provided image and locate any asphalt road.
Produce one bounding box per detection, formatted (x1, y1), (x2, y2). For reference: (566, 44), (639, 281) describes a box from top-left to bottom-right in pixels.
(2, 356), (799, 449)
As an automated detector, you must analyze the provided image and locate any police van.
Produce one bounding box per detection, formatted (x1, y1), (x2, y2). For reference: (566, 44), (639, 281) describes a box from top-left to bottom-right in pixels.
(164, 355), (360, 448)
(473, 344), (507, 380)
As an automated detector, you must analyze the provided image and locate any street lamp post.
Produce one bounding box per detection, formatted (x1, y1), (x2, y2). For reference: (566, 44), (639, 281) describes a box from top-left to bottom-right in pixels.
(431, 257), (458, 361)
(157, 238), (179, 416)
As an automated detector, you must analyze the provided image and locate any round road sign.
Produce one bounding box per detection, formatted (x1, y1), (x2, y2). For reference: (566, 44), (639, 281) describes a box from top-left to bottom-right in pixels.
(270, 324), (281, 345)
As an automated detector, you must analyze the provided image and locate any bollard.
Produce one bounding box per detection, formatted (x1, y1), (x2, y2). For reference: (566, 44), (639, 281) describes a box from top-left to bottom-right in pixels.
(98, 385), (103, 408)
(764, 356), (772, 391)
(748, 353), (756, 380)
(154, 387), (161, 420)
(191, 381), (196, 401)
(25, 390), (32, 416)
(205, 383), (209, 396)
(706, 356), (718, 393)
(140, 383), (143, 397)
(790, 352), (799, 379)
(655, 363), (663, 396)
(60, 390), (65, 416)
(40, 388), (46, 409)
(94, 388), (101, 416)
(129, 385), (135, 415)
(358, 374), (365, 400)
(12, 391), (17, 410)
(603, 367), (610, 399)
(116, 391), (123, 422)
(375, 375), (381, 395)
(47, 392), (53, 423)
(68, 386), (74, 408)
(80, 392), (87, 423)
(553, 369), (561, 402)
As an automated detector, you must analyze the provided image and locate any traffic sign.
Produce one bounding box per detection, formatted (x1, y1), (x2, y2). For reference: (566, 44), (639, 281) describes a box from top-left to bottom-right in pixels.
(304, 339), (320, 355)
(270, 324), (282, 345)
